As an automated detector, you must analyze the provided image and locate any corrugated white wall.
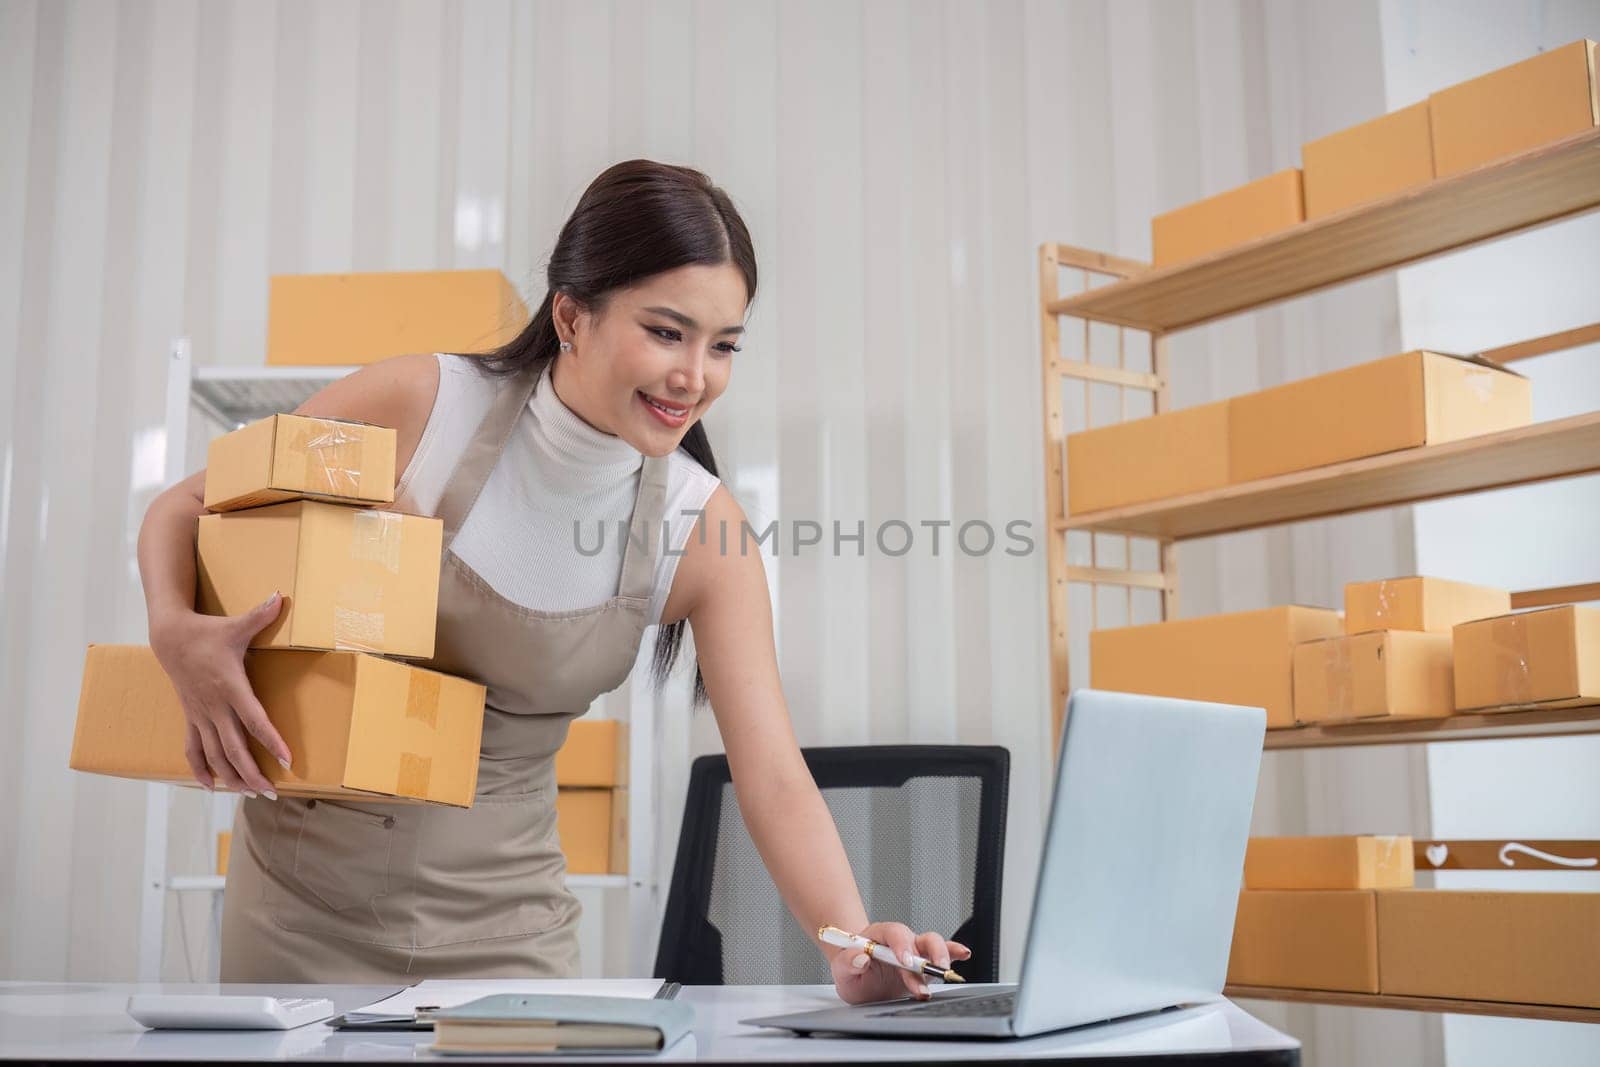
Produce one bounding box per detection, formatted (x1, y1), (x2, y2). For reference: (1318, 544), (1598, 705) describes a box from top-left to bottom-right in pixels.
(4, 2), (1525, 1061)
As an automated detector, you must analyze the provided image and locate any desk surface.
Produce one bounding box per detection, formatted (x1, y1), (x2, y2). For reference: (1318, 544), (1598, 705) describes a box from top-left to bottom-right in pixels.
(0, 982), (1299, 1064)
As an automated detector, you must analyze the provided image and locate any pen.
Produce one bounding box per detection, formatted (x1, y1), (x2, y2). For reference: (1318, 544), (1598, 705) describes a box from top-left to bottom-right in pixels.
(818, 925), (965, 983)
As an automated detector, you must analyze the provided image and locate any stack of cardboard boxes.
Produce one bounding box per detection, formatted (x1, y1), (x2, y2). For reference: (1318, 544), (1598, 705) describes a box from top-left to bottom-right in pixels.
(553, 721), (629, 875)
(72, 414), (488, 808)
(1229, 836), (1600, 1009)
(1151, 38), (1598, 266)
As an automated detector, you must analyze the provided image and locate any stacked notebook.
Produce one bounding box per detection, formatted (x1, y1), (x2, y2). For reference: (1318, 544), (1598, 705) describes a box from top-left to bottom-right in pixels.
(430, 994), (693, 1055)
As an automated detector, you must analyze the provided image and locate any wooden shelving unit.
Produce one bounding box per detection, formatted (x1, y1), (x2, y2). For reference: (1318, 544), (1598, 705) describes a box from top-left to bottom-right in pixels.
(1058, 412), (1600, 540)
(1049, 127), (1600, 334)
(1039, 127), (1600, 1024)
(1224, 987), (1600, 1026)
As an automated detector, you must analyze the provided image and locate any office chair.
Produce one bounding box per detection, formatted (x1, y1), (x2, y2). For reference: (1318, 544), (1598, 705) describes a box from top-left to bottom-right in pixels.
(654, 745), (1009, 985)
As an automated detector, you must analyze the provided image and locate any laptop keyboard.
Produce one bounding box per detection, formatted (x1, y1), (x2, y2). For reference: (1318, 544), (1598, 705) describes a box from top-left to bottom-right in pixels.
(874, 990), (1016, 1018)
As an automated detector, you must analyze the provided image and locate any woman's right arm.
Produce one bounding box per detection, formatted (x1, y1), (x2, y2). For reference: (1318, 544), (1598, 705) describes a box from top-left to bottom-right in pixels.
(138, 352), (441, 796)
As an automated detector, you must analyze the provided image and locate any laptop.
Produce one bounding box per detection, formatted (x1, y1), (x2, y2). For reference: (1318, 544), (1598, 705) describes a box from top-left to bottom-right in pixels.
(744, 689), (1265, 1039)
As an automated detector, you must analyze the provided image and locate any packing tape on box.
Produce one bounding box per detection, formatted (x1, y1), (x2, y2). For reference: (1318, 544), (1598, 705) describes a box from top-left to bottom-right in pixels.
(293, 418), (366, 497)
(350, 509), (403, 573)
(1492, 614), (1534, 706)
(405, 670), (441, 730)
(1373, 579), (1397, 624)
(333, 582), (385, 653)
(397, 752), (433, 798)
(1325, 638), (1354, 718)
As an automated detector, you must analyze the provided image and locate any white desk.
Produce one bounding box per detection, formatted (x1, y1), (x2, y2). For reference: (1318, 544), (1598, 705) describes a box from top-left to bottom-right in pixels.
(0, 981), (1300, 1063)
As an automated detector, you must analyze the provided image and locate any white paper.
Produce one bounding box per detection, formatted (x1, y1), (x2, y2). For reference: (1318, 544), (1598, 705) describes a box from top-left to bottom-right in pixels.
(355, 978), (666, 1016)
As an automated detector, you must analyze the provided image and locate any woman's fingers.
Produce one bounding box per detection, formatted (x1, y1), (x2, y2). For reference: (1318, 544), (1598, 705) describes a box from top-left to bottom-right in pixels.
(227, 676), (291, 771)
(879, 924), (928, 999)
(215, 712), (276, 798)
(183, 724), (213, 789)
(195, 719), (247, 794)
(915, 930), (951, 969)
(947, 939), (972, 960)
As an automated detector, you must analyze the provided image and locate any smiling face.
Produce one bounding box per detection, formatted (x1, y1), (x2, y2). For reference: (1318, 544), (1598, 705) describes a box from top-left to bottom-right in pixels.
(549, 263), (748, 456)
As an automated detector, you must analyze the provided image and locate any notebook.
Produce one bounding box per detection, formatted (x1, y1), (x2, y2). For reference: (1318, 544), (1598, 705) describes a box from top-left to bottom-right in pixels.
(429, 994), (694, 1055)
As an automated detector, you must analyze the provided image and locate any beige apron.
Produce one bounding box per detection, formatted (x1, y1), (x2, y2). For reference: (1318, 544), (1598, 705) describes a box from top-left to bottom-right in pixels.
(221, 365), (667, 982)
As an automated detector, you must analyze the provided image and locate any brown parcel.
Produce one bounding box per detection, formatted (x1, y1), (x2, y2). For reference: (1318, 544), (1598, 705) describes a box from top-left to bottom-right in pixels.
(1090, 606), (1343, 729)
(556, 787), (628, 875)
(1244, 836), (1414, 891)
(71, 645), (485, 808)
(555, 720), (628, 788)
(1065, 401), (1229, 515)
(1428, 39), (1599, 178)
(1151, 169), (1304, 268)
(216, 831), (231, 877)
(197, 500), (443, 658)
(1343, 575), (1510, 635)
(1292, 630), (1453, 724)
(1302, 101), (1434, 219)
(1229, 351), (1530, 484)
(1379, 890), (1600, 1009)
(268, 268), (529, 366)
(1227, 890), (1378, 993)
(204, 413), (397, 513)
(1452, 605), (1600, 713)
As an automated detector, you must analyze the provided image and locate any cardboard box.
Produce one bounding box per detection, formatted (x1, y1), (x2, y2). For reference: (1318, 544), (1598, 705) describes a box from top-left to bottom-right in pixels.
(1065, 401), (1230, 514)
(1227, 890), (1379, 993)
(267, 269), (529, 366)
(555, 720), (628, 788)
(197, 501), (443, 658)
(1429, 39), (1599, 179)
(1244, 836), (1414, 890)
(1452, 605), (1600, 712)
(1292, 631), (1453, 724)
(1152, 169), (1304, 267)
(205, 414), (397, 513)
(1229, 351), (1530, 484)
(1378, 890), (1600, 1008)
(557, 787), (628, 875)
(1090, 606), (1344, 729)
(71, 645), (486, 807)
(1303, 102), (1435, 219)
(216, 831), (231, 877)
(1344, 576), (1510, 635)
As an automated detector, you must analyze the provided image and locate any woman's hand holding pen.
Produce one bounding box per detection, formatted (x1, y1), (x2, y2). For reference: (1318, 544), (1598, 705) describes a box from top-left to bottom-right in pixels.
(826, 921), (972, 1004)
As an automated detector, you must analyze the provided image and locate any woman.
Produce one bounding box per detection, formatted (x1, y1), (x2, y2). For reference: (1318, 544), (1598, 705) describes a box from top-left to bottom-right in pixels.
(137, 160), (967, 1002)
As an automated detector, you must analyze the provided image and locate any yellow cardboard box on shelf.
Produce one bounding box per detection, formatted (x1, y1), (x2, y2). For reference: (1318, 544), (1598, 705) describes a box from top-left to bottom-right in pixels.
(556, 787), (628, 875)
(1065, 401), (1230, 514)
(204, 414), (396, 513)
(1302, 102), (1435, 219)
(1152, 169), (1304, 267)
(555, 720), (628, 788)
(1227, 890), (1379, 993)
(1244, 836), (1414, 891)
(1228, 351), (1530, 484)
(267, 269), (529, 366)
(216, 831), (231, 877)
(1429, 39), (1599, 179)
(1378, 890), (1600, 1008)
(1292, 630), (1453, 724)
(1451, 605), (1600, 712)
(1343, 576), (1510, 635)
(197, 500), (443, 658)
(1090, 606), (1343, 729)
(71, 645), (486, 807)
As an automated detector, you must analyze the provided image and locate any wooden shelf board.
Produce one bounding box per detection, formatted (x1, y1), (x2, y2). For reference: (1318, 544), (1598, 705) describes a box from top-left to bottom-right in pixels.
(1225, 985), (1600, 1024)
(1058, 412), (1600, 541)
(1264, 703), (1600, 750)
(1049, 127), (1600, 333)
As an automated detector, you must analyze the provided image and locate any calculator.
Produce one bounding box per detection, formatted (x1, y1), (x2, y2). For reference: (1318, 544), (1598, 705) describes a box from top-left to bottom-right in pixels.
(126, 994), (337, 1030)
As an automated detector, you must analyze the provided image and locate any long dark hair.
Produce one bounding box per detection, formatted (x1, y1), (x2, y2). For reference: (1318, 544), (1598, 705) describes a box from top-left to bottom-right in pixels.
(480, 160), (757, 704)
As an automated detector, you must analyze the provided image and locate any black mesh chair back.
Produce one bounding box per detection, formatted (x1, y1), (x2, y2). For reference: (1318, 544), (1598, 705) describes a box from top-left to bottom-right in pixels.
(654, 745), (1009, 985)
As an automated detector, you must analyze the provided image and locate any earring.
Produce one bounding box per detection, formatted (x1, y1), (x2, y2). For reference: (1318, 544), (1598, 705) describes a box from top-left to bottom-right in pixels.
(559, 341), (573, 353)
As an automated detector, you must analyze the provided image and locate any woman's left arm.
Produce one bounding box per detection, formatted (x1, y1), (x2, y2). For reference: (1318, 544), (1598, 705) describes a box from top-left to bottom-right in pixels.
(665, 486), (970, 1003)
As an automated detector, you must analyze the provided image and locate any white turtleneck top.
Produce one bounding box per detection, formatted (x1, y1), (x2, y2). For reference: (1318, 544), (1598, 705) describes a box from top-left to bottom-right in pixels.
(394, 354), (721, 626)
